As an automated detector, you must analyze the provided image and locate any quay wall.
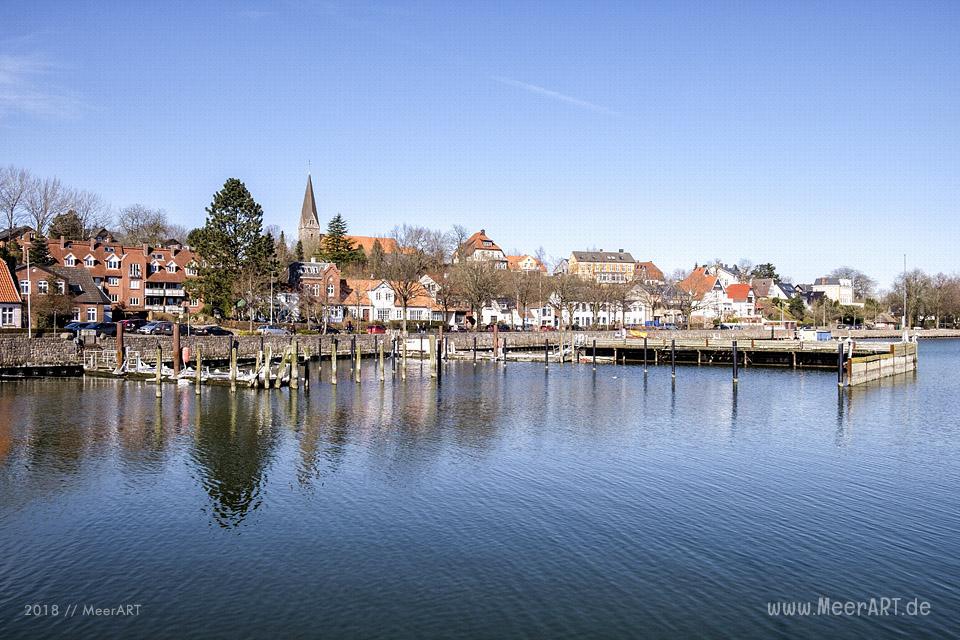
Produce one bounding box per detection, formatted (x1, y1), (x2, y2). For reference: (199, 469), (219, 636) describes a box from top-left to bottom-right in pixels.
(0, 327), (791, 367)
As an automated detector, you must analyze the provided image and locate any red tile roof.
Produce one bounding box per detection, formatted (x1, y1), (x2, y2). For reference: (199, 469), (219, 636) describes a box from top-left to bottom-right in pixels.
(462, 229), (503, 256)
(725, 283), (753, 302)
(636, 261), (664, 282)
(677, 267), (718, 299)
(0, 266), (22, 304)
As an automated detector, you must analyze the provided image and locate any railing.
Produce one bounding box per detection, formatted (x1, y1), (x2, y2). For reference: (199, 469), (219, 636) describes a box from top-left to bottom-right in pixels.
(145, 287), (185, 297)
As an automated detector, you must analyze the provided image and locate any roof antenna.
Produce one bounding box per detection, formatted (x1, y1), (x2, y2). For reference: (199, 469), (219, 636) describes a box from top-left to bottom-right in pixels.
(307, 159), (311, 176)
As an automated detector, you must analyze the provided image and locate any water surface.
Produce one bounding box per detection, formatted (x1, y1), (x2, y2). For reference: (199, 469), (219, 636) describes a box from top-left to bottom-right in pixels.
(1, 341), (958, 639)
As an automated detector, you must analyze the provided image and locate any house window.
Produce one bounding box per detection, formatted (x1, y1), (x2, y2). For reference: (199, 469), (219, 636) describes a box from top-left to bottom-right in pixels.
(186, 266), (198, 276)
(377, 309), (389, 321)
(190, 299), (199, 307)
(107, 277), (120, 286)
(327, 284), (335, 297)
(129, 297), (140, 306)
(130, 280), (140, 290)
(37, 280), (48, 294)
(84, 256), (95, 267)
(86, 307), (97, 321)
(153, 253), (163, 260)
(129, 264), (141, 277)
(20, 280), (29, 294)
(64, 255), (76, 266)
(104, 246), (114, 253)
(0, 307), (13, 326)
(57, 281), (65, 294)
(72, 308), (80, 321)
(167, 263), (176, 273)
(107, 257), (120, 269)
(109, 293), (119, 303)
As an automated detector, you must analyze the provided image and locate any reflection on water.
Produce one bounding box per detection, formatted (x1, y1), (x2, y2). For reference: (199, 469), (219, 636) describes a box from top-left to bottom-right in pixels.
(1, 342), (959, 639)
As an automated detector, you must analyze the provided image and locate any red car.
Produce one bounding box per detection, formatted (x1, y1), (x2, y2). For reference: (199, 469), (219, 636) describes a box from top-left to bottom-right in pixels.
(539, 325), (557, 332)
(366, 324), (387, 334)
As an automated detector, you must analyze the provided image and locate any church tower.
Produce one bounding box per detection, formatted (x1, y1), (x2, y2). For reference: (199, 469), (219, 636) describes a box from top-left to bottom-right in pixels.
(298, 174), (323, 257)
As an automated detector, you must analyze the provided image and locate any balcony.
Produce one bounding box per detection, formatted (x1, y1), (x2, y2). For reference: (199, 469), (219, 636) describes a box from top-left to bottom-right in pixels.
(145, 287), (185, 297)
(145, 304), (184, 314)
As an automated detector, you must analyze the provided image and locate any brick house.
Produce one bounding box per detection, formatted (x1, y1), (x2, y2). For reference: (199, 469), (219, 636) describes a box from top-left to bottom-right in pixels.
(0, 265), (23, 328)
(286, 258), (344, 323)
(45, 236), (201, 318)
(569, 250), (637, 283)
(16, 264), (112, 323)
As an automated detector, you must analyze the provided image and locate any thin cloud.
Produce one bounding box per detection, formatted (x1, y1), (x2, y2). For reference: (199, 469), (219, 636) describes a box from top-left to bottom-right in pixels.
(0, 52), (81, 118)
(491, 75), (620, 116)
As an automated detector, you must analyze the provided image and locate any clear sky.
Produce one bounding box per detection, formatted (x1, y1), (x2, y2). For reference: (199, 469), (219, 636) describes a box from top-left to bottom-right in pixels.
(1, 1), (957, 288)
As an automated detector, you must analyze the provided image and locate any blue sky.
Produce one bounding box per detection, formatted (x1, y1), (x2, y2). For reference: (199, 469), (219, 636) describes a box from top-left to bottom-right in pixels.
(1, 1), (957, 287)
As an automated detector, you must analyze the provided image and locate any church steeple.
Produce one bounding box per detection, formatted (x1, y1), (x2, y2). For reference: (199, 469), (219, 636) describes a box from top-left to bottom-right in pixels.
(299, 173), (321, 231)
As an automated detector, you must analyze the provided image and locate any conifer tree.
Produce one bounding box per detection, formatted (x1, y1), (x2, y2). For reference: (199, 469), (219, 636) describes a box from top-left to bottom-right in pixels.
(28, 235), (54, 266)
(319, 213), (363, 266)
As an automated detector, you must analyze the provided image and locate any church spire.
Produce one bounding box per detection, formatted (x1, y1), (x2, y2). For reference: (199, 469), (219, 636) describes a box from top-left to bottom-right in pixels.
(299, 173), (320, 230)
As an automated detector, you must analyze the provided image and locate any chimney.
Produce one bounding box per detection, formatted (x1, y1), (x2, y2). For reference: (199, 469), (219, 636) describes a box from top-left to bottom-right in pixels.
(60, 235), (65, 250)
(480, 229), (485, 235)
(618, 248), (624, 253)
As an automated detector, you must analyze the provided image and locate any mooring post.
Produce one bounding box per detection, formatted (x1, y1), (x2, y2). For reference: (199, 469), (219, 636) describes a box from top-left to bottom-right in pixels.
(643, 336), (648, 373)
(401, 337), (407, 380)
(230, 340), (238, 391)
(172, 322), (182, 376)
(331, 338), (338, 384)
(545, 340), (549, 369)
(436, 337), (443, 381)
(195, 345), (202, 395)
(671, 339), (676, 379)
(493, 324), (499, 360)
(502, 337), (507, 366)
(291, 340), (299, 390)
(473, 336), (477, 365)
(354, 341), (361, 383)
(378, 338), (385, 382)
(732, 340), (739, 383)
(592, 339), (597, 370)
(429, 335), (437, 378)
(350, 336), (356, 374)
(837, 341), (844, 387)
(154, 345), (162, 398)
(116, 322), (125, 371)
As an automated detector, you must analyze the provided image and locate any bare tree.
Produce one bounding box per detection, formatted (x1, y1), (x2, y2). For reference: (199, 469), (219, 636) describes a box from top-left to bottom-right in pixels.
(383, 225), (431, 333)
(0, 165), (32, 231)
(503, 269), (540, 329)
(69, 189), (112, 236)
(452, 260), (501, 330)
(117, 204), (168, 245)
(829, 266), (876, 300)
(24, 175), (70, 234)
(607, 277), (641, 328)
(449, 224), (470, 262)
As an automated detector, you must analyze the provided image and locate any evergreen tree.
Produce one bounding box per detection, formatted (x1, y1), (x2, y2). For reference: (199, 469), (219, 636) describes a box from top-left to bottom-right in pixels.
(48, 209), (85, 239)
(0, 240), (21, 272)
(750, 262), (781, 283)
(368, 238), (386, 277)
(294, 239), (304, 262)
(29, 235), (54, 266)
(187, 178), (273, 318)
(318, 213), (363, 266)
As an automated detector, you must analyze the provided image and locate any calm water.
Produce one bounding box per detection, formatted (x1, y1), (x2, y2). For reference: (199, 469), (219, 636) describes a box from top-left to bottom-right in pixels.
(1, 341), (959, 639)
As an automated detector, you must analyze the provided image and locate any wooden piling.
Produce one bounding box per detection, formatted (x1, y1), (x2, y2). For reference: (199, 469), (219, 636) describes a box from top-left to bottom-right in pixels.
(116, 322), (125, 371)
(331, 338), (338, 384)
(837, 341), (844, 387)
(671, 339), (676, 379)
(172, 322), (182, 376)
(429, 335), (437, 378)
(354, 342), (361, 383)
(545, 340), (549, 369)
(643, 336), (648, 373)
(732, 340), (739, 384)
(473, 336), (477, 365)
(291, 340), (299, 390)
(154, 346), (162, 397)
(401, 337), (407, 380)
(195, 345), (202, 394)
(493, 324), (499, 360)
(229, 341), (238, 391)
(592, 339), (597, 370)
(379, 338), (385, 382)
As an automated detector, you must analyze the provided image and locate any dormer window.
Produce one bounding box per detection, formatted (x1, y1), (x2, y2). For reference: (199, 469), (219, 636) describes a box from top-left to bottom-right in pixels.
(166, 262), (177, 274)
(84, 255), (95, 267)
(64, 254), (76, 266)
(107, 257), (120, 269)
(104, 246), (114, 253)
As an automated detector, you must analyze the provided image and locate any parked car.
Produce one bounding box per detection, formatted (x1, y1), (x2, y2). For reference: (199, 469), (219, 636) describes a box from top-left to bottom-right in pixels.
(322, 326), (341, 334)
(117, 318), (148, 331)
(87, 322), (117, 337)
(366, 324), (387, 334)
(539, 325), (557, 332)
(64, 321), (96, 335)
(137, 322), (161, 335)
(485, 323), (512, 332)
(256, 324), (291, 336)
(201, 325), (234, 336)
